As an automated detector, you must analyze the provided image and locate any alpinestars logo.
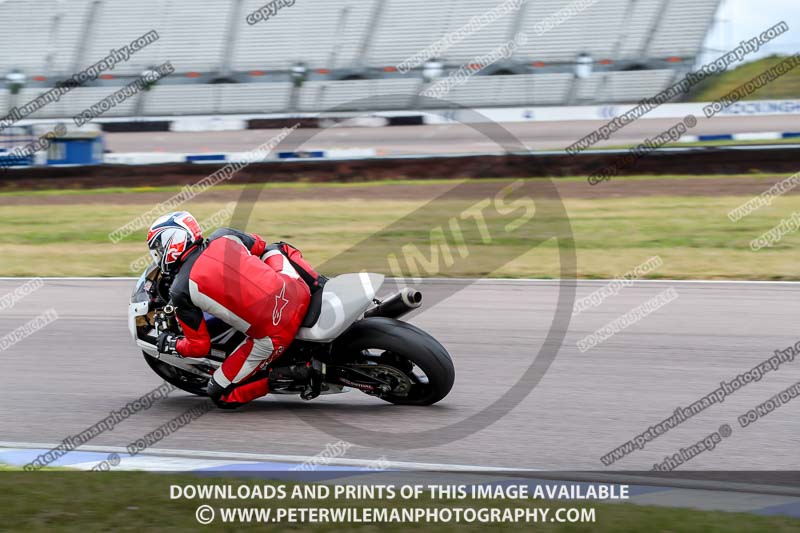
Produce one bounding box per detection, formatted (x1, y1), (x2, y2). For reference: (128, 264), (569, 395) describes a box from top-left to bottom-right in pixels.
(273, 282), (289, 326)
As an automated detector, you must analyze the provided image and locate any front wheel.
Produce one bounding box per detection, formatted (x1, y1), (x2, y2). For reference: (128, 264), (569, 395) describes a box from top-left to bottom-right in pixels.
(332, 317), (455, 406)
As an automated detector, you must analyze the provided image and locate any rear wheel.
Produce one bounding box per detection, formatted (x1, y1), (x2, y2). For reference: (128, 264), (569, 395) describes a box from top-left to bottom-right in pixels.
(142, 352), (210, 396)
(332, 317), (455, 406)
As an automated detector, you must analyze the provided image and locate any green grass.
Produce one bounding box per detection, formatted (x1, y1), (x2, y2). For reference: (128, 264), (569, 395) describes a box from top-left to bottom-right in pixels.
(1, 178), (799, 279)
(686, 54), (800, 102)
(592, 138), (800, 151)
(0, 471), (798, 532)
(0, 178), (474, 197)
(0, 175), (785, 198)
(665, 137), (800, 148)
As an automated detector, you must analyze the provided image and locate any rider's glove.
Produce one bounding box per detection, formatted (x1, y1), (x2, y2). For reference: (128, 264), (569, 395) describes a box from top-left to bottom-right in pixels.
(156, 331), (181, 355)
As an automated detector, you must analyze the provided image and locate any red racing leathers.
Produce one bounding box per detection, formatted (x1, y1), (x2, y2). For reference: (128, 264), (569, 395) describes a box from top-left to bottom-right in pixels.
(168, 228), (320, 405)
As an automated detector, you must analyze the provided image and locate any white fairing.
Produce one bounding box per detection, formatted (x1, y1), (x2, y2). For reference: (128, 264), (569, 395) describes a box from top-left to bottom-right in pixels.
(129, 270), (384, 348)
(129, 301), (149, 340)
(296, 272), (384, 342)
(129, 268), (152, 341)
(129, 300), (160, 357)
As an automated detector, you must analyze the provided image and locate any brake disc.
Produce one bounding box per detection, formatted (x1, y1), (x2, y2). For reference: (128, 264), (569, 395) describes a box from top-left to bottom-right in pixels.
(349, 364), (414, 396)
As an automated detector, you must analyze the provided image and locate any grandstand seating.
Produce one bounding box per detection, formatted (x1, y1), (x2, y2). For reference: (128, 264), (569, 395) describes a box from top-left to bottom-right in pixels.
(647, 0), (721, 58)
(616, 0), (664, 60)
(0, 0), (721, 115)
(87, 0), (233, 75)
(217, 83), (293, 113)
(442, 0), (521, 64)
(573, 69), (678, 103)
(516, 0), (631, 63)
(233, 0), (377, 71)
(429, 73), (574, 107)
(141, 84), (220, 116)
(0, 0), (101, 77)
(297, 79), (422, 111)
(143, 83), (294, 115)
(365, 0), (518, 67)
(14, 86), (139, 118)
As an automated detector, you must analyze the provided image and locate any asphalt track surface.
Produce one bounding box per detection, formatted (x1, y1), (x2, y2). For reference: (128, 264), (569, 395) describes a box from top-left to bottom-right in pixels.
(106, 115), (800, 156)
(1, 277), (798, 472)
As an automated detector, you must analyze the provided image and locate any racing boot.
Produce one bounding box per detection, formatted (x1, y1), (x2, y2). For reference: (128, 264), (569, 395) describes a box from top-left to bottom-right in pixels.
(268, 360), (325, 400)
(206, 377), (241, 410)
(302, 359), (326, 401)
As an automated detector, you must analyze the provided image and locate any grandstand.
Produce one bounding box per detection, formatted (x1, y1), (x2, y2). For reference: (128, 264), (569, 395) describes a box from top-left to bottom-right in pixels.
(0, 0), (721, 117)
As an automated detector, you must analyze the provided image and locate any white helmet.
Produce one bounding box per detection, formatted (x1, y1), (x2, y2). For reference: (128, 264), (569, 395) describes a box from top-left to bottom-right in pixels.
(146, 211), (203, 274)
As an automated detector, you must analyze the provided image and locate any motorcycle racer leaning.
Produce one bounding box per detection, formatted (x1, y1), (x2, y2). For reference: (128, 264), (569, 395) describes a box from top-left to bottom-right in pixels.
(146, 211), (324, 409)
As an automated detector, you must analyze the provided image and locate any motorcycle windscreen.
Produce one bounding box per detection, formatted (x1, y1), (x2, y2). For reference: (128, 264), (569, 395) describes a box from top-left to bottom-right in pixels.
(131, 263), (158, 303)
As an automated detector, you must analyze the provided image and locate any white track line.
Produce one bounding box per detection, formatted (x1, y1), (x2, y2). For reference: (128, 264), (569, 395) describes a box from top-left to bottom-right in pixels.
(5, 441), (800, 497)
(0, 441), (532, 473)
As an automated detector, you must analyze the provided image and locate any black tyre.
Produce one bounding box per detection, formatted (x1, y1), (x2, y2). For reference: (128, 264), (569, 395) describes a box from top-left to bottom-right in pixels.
(332, 317), (455, 406)
(142, 351), (209, 396)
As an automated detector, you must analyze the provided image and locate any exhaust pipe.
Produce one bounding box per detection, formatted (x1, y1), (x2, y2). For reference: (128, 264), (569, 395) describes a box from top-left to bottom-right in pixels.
(364, 287), (422, 319)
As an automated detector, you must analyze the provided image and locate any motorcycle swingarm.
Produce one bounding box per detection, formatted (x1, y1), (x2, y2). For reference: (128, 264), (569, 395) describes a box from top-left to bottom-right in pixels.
(326, 365), (393, 394)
